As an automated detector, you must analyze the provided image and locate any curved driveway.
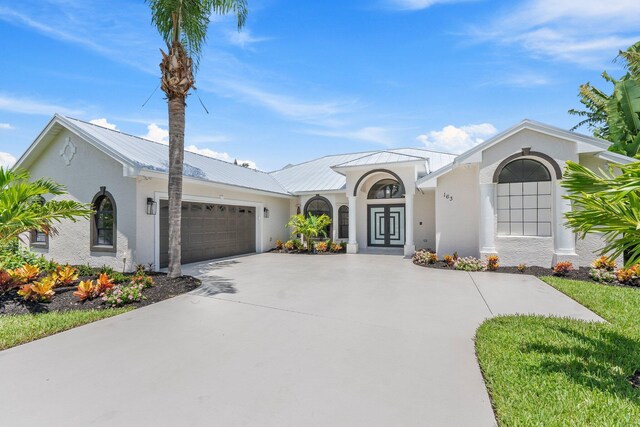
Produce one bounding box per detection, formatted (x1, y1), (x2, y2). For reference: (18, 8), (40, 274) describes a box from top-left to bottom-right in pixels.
(0, 253), (600, 426)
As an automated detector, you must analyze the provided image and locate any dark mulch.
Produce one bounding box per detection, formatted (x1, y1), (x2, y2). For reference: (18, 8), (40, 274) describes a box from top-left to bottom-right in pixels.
(269, 249), (344, 255)
(0, 273), (201, 316)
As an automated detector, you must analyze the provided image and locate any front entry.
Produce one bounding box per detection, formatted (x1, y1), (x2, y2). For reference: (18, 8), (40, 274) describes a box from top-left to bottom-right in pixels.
(368, 204), (405, 247)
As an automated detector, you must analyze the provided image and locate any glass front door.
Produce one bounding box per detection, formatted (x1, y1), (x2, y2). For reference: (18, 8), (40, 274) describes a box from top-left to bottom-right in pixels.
(368, 204), (405, 247)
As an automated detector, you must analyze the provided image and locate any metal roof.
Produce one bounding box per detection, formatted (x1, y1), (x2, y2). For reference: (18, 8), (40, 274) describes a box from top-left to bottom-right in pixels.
(333, 151), (426, 168)
(60, 116), (292, 196)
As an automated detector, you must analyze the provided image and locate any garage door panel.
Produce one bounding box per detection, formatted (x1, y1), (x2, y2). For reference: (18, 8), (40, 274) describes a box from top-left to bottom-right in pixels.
(159, 200), (256, 268)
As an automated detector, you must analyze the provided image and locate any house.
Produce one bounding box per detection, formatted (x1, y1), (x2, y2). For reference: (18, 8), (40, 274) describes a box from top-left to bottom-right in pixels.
(13, 114), (633, 271)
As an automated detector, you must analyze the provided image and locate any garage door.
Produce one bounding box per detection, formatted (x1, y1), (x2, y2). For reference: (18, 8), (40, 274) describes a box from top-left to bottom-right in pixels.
(159, 200), (256, 268)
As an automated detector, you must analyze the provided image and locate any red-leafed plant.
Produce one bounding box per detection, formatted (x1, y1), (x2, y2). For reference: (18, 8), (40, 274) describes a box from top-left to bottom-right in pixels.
(552, 261), (574, 276)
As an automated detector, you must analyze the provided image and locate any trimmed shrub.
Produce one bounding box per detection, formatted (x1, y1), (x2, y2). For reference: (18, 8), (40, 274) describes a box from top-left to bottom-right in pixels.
(552, 261), (574, 276)
(454, 257), (486, 272)
(589, 268), (618, 283)
(516, 263), (527, 272)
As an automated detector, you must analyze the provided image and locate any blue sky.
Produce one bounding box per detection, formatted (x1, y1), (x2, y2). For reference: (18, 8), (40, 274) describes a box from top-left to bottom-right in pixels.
(1, 0), (639, 171)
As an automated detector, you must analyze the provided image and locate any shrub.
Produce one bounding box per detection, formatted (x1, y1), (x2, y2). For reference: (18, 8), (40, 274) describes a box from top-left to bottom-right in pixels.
(292, 239), (304, 251)
(453, 251), (459, 260)
(286, 213), (332, 252)
(486, 255), (499, 271)
(73, 280), (98, 301)
(0, 269), (16, 292)
(130, 273), (154, 289)
(51, 265), (78, 287)
(412, 249), (434, 266)
(454, 257), (486, 272)
(75, 264), (95, 277)
(9, 264), (40, 284)
(284, 240), (295, 251)
(135, 263), (153, 274)
(591, 256), (617, 271)
(330, 242), (343, 253)
(18, 276), (56, 302)
(109, 272), (129, 284)
(516, 263), (527, 273)
(615, 265), (640, 286)
(589, 268), (618, 283)
(95, 273), (115, 294)
(99, 265), (115, 275)
(552, 261), (574, 276)
(443, 254), (455, 267)
(103, 283), (145, 307)
(274, 240), (284, 250)
(315, 241), (328, 253)
(427, 252), (438, 264)
(0, 240), (53, 271)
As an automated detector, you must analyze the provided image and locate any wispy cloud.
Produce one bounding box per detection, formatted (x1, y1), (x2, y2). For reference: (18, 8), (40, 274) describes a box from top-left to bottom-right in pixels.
(481, 71), (553, 88)
(470, 0), (640, 68)
(0, 123), (14, 130)
(384, 0), (473, 10)
(304, 127), (396, 146)
(416, 123), (497, 153)
(0, 94), (84, 116)
(226, 29), (270, 49)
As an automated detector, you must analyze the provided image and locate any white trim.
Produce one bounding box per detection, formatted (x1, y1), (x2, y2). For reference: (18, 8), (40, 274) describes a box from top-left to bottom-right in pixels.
(153, 192), (265, 270)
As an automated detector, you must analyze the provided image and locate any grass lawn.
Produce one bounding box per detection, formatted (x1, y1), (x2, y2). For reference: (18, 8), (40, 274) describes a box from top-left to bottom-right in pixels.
(0, 308), (130, 351)
(476, 277), (640, 426)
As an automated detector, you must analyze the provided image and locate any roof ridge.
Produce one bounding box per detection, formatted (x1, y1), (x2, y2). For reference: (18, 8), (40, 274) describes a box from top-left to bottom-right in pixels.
(60, 115), (281, 179)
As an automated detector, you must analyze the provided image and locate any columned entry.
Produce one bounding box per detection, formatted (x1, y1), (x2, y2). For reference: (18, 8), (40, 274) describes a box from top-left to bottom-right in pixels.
(368, 204), (405, 247)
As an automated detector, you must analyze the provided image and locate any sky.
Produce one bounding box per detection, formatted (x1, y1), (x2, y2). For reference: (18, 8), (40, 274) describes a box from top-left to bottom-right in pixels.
(1, 0), (639, 171)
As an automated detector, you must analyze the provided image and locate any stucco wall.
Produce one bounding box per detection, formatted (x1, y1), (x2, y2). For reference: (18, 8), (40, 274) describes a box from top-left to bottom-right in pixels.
(435, 164), (480, 257)
(26, 130), (137, 270)
(135, 176), (292, 267)
(414, 190), (436, 250)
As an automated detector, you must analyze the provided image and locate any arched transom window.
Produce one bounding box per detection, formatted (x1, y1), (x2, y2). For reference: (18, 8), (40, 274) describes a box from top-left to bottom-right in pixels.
(368, 179), (403, 199)
(91, 189), (116, 252)
(304, 196), (332, 237)
(497, 159), (552, 237)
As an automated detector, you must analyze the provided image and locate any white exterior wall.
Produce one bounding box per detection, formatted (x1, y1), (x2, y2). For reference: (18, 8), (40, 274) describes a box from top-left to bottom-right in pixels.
(136, 177), (292, 268)
(414, 190), (436, 251)
(26, 130), (137, 270)
(435, 164), (480, 257)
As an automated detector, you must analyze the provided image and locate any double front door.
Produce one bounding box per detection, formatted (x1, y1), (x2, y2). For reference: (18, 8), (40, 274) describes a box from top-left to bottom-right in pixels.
(368, 204), (405, 247)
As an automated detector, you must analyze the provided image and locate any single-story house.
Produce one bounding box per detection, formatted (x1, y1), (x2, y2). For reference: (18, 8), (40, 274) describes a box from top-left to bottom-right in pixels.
(13, 114), (633, 270)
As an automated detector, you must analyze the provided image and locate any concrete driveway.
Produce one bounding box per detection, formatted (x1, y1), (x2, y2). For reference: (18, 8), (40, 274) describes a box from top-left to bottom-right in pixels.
(0, 253), (600, 427)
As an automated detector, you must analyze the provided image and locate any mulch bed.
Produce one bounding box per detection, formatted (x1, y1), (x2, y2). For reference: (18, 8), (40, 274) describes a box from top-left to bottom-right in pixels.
(269, 249), (344, 255)
(0, 273), (201, 316)
(415, 260), (592, 281)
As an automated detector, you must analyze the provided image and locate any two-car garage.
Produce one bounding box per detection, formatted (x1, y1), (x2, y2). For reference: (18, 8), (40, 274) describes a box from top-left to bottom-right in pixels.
(159, 200), (257, 268)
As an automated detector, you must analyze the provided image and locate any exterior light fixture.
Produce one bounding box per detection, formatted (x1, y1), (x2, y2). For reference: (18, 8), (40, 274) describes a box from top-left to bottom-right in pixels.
(146, 198), (157, 215)
(264, 207), (270, 218)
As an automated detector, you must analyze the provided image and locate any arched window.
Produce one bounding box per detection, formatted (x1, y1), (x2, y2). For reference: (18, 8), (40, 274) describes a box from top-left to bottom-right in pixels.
(30, 196), (48, 248)
(338, 205), (349, 239)
(91, 188), (116, 252)
(497, 159), (552, 237)
(304, 196), (332, 238)
(368, 179), (403, 199)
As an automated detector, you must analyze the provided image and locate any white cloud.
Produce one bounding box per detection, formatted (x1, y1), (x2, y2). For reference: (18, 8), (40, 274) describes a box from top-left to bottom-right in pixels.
(0, 94), (83, 116)
(304, 127), (395, 146)
(226, 29), (269, 48)
(185, 145), (257, 169)
(0, 123), (14, 130)
(89, 118), (118, 130)
(386, 0), (472, 10)
(142, 123), (169, 144)
(473, 0), (640, 67)
(416, 123), (497, 153)
(0, 152), (16, 168)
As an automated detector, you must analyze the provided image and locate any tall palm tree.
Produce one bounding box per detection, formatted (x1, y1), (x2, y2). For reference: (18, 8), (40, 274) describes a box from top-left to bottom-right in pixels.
(147, 0), (248, 277)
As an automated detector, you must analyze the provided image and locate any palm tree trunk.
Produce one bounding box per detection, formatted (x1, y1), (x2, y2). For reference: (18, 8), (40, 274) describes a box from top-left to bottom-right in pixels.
(167, 95), (185, 278)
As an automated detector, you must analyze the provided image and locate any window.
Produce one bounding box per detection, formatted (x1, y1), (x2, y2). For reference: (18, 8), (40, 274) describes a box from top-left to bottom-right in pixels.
(338, 205), (349, 239)
(91, 189), (116, 252)
(368, 179), (403, 199)
(30, 197), (48, 248)
(497, 159), (552, 237)
(304, 196), (332, 238)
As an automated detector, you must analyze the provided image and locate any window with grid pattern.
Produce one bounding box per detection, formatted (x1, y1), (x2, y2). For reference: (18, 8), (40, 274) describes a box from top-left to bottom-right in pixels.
(496, 159), (552, 237)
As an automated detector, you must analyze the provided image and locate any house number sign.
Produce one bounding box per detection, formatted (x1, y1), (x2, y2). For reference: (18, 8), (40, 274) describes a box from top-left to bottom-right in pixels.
(443, 192), (454, 202)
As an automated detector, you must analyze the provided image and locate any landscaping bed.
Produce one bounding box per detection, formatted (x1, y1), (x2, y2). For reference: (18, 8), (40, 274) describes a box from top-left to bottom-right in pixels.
(417, 260), (593, 281)
(0, 271), (200, 316)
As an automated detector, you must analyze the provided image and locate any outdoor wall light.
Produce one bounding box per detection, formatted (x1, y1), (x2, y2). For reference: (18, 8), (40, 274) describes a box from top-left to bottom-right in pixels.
(146, 198), (157, 215)
(264, 207), (270, 218)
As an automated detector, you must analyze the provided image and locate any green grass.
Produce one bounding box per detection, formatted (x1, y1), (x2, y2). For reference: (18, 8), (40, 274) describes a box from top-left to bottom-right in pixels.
(476, 277), (640, 426)
(0, 308), (130, 351)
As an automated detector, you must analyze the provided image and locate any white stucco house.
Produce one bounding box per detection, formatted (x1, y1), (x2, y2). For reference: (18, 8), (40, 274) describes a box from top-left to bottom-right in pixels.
(13, 114), (633, 271)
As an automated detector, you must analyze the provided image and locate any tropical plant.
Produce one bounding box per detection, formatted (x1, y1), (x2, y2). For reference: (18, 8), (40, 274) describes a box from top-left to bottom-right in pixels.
(95, 273), (115, 295)
(9, 263), (40, 284)
(443, 254), (455, 267)
(131, 273), (154, 289)
(75, 264), (95, 277)
(0, 167), (93, 244)
(592, 256), (617, 271)
(51, 265), (79, 287)
(315, 240), (328, 253)
(589, 267), (617, 284)
(562, 161), (640, 266)
(615, 265), (640, 286)
(486, 255), (499, 271)
(516, 263), (527, 272)
(274, 240), (284, 250)
(330, 242), (343, 253)
(569, 42), (640, 157)
(0, 269), (15, 292)
(18, 276), (56, 302)
(552, 261), (574, 277)
(283, 240), (295, 251)
(73, 280), (98, 301)
(285, 213), (332, 252)
(147, 0), (248, 277)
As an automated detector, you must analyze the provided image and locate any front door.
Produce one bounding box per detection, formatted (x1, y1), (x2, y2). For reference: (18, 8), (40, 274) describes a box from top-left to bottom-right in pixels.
(368, 204), (405, 247)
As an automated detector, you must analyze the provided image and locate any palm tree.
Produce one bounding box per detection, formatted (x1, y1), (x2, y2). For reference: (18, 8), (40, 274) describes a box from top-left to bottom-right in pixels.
(0, 167), (93, 244)
(286, 213), (332, 252)
(147, 0), (248, 277)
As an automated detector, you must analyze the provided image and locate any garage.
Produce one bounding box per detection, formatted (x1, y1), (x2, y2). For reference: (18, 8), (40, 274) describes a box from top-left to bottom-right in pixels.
(159, 200), (256, 268)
